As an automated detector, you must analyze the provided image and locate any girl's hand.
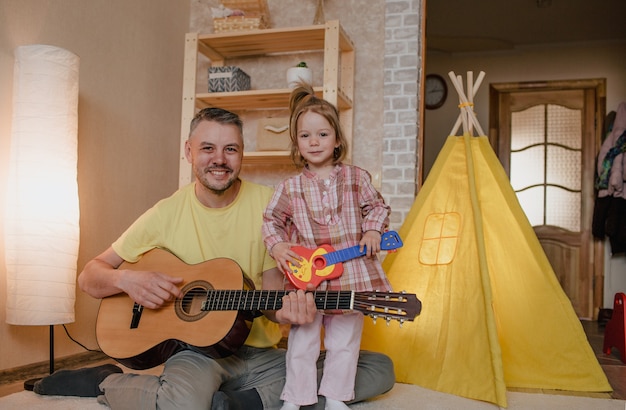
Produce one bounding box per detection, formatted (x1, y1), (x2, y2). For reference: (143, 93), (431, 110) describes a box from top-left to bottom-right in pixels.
(270, 242), (302, 275)
(360, 230), (382, 258)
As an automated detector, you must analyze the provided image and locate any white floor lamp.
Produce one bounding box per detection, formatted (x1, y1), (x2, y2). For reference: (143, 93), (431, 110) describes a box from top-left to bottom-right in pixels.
(4, 44), (80, 387)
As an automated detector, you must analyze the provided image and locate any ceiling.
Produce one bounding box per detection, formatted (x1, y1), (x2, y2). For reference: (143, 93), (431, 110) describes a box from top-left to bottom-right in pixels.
(426, 0), (626, 54)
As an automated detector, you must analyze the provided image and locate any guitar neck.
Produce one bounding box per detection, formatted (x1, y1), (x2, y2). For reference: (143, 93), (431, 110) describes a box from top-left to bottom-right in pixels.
(323, 245), (364, 266)
(201, 289), (421, 323)
(321, 231), (403, 267)
(201, 290), (355, 312)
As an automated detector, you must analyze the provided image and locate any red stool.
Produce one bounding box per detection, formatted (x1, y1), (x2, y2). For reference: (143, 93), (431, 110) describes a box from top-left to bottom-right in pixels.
(603, 292), (626, 363)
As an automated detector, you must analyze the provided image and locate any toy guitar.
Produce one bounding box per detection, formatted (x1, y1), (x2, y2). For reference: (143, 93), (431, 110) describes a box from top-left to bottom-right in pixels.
(287, 230), (403, 289)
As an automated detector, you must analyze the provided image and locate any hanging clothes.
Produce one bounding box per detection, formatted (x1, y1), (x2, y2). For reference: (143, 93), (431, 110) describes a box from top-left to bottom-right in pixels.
(593, 101), (626, 254)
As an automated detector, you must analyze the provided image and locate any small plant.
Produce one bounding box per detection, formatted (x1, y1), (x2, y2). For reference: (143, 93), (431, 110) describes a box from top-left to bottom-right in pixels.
(287, 62), (312, 88)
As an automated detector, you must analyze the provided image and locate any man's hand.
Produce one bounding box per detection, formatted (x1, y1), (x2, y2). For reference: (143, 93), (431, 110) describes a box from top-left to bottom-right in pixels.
(118, 269), (183, 309)
(78, 246), (183, 307)
(275, 288), (318, 325)
(262, 268), (318, 324)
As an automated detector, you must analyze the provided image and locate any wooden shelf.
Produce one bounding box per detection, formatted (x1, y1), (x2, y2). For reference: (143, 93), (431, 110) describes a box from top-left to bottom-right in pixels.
(179, 21), (354, 183)
(195, 87), (352, 111)
(197, 24), (354, 61)
(243, 150), (292, 164)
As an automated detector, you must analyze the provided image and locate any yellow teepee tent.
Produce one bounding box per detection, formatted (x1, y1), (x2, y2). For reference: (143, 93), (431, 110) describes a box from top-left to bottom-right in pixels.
(361, 72), (611, 407)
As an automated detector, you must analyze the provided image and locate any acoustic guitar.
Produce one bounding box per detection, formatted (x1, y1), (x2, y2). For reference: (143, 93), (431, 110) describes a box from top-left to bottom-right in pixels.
(287, 230), (403, 289)
(96, 248), (421, 370)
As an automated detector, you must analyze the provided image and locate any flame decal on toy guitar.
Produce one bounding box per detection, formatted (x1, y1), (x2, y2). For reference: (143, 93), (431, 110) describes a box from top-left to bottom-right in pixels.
(287, 231), (403, 289)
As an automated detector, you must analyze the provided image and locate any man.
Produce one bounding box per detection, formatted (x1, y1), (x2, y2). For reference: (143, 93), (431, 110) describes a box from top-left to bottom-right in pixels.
(34, 108), (395, 409)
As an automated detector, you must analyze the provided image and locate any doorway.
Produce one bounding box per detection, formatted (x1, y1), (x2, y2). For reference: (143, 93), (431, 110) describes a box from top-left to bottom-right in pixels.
(489, 79), (606, 319)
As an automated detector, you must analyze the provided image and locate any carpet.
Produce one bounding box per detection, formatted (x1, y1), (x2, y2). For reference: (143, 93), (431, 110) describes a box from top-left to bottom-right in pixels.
(1, 383), (624, 410)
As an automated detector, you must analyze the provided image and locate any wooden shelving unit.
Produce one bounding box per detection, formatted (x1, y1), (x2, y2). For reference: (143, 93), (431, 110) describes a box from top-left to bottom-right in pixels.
(179, 20), (355, 186)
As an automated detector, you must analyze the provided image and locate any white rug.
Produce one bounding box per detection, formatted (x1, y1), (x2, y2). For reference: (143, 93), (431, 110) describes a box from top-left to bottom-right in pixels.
(1, 383), (624, 410)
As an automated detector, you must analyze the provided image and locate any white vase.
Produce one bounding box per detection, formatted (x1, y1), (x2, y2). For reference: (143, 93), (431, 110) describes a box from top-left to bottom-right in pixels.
(286, 66), (312, 89)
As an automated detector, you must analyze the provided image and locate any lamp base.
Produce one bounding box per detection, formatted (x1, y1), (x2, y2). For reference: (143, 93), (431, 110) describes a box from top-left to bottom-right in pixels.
(24, 324), (55, 392)
(23, 377), (42, 391)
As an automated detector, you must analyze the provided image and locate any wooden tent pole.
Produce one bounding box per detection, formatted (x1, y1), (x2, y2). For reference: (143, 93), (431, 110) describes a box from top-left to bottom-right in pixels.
(448, 71), (486, 136)
(449, 71), (485, 136)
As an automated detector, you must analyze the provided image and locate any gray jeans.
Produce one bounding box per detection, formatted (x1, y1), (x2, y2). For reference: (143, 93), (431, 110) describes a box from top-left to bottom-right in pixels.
(98, 347), (394, 410)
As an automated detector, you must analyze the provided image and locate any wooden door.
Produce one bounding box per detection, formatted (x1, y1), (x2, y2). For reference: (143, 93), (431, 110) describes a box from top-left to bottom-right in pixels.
(489, 79), (606, 319)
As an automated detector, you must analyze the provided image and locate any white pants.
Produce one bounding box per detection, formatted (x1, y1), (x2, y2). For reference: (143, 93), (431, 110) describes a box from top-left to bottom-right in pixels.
(281, 312), (364, 406)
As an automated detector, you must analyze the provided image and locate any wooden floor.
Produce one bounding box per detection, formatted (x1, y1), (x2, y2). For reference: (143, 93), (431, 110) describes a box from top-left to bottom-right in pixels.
(0, 320), (625, 400)
(582, 319), (626, 399)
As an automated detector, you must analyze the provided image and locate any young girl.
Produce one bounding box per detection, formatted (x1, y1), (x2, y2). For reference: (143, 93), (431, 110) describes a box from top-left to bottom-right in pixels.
(262, 83), (392, 410)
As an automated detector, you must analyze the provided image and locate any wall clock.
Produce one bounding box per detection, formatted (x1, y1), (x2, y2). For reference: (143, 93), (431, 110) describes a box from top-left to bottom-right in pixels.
(424, 74), (448, 109)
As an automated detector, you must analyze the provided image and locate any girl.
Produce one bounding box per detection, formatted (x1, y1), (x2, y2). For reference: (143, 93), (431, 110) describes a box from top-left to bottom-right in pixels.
(262, 83), (392, 410)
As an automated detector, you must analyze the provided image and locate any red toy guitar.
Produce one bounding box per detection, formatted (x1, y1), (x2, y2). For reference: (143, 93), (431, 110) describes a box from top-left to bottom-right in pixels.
(286, 231), (403, 289)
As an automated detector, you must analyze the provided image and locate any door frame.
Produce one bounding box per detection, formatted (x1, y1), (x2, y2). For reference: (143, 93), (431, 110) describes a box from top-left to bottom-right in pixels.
(488, 78), (606, 319)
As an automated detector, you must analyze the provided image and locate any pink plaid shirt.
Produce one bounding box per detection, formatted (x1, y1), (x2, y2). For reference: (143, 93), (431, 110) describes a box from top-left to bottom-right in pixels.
(262, 163), (392, 292)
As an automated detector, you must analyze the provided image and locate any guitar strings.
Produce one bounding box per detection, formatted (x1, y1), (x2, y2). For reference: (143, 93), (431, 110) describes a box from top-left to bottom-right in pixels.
(198, 289), (354, 311)
(183, 288), (413, 319)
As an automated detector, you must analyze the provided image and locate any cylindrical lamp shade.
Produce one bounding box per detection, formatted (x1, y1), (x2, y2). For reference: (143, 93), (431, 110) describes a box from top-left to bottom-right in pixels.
(5, 45), (80, 325)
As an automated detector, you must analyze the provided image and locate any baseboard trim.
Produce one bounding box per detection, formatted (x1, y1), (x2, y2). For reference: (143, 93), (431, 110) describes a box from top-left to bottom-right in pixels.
(0, 351), (109, 386)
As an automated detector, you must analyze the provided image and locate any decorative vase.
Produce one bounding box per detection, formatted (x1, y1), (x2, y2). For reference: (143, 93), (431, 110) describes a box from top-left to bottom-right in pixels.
(286, 66), (313, 89)
(313, 0), (325, 25)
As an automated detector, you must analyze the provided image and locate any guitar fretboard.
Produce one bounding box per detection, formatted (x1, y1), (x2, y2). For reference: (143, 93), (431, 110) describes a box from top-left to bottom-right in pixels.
(201, 290), (355, 312)
(324, 246), (365, 266)
(317, 231), (403, 267)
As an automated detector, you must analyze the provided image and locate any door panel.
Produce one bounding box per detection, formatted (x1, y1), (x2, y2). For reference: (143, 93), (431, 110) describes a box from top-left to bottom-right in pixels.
(489, 79), (605, 319)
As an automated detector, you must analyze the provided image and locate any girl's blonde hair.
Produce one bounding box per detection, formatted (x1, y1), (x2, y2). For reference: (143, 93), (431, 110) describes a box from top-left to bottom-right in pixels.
(288, 82), (348, 168)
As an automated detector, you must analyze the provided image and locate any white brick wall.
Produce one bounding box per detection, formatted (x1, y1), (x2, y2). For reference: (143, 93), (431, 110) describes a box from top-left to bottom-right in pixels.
(383, 0), (422, 228)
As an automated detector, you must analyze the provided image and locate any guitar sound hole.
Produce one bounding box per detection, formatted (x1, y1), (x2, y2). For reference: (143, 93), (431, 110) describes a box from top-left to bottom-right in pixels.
(175, 281), (212, 322)
(312, 256), (327, 269)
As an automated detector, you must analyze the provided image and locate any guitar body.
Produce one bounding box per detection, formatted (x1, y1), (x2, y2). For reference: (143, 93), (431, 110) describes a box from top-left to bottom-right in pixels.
(287, 244), (344, 289)
(287, 231), (404, 289)
(96, 250), (253, 370)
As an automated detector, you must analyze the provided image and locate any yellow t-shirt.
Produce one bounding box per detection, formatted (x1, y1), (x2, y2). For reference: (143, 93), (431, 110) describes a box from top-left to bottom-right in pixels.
(112, 180), (281, 348)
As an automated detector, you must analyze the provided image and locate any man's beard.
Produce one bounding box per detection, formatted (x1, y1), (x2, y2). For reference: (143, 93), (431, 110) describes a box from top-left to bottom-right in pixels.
(195, 166), (237, 196)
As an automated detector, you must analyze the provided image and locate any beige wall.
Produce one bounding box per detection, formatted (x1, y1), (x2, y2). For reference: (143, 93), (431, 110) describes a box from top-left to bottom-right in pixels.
(0, 0), (189, 370)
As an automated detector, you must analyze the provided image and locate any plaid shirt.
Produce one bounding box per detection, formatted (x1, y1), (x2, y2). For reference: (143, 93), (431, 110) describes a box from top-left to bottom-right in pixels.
(263, 163), (392, 292)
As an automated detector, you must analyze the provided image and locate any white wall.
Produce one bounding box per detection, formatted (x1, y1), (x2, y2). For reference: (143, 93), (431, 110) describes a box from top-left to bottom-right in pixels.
(604, 246), (626, 309)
